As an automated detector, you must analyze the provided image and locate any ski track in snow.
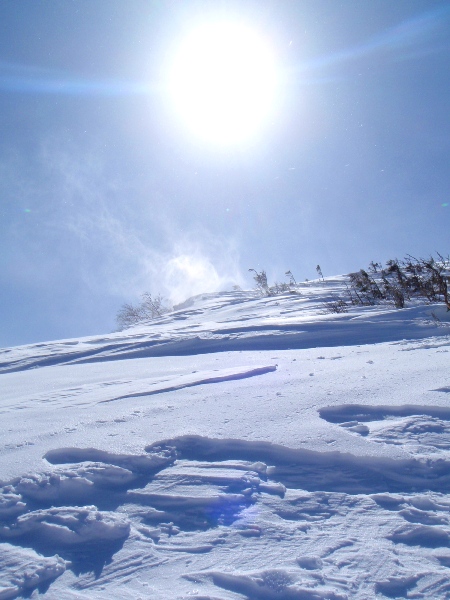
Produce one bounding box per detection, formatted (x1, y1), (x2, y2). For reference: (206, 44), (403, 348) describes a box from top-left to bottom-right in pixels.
(1, 285), (450, 598)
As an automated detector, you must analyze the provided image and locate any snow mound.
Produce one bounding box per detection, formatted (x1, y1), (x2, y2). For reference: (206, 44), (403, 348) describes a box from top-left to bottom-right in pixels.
(0, 543), (65, 600)
(204, 568), (348, 599)
(44, 446), (175, 474)
(0, 506), (130, 545)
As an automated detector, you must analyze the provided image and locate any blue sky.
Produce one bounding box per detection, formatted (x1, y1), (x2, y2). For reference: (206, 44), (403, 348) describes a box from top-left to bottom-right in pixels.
(1, 0), (450, 347)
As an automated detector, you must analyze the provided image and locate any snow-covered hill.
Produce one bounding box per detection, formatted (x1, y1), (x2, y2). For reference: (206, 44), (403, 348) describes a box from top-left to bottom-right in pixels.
(1, 279), (450, 599)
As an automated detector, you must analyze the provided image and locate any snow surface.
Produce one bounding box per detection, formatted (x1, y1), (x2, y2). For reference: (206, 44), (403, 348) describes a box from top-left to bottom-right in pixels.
(1, 278), (450, 599)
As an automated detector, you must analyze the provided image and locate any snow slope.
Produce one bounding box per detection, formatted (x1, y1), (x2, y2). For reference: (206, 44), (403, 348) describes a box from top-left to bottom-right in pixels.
(1, 278), (450, 599)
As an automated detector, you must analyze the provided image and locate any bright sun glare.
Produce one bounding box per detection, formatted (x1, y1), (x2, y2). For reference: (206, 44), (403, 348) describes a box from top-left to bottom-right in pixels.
(169, 22), (277, 144)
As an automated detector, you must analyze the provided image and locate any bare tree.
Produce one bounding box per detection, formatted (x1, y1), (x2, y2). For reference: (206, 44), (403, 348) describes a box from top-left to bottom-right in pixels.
(322, 296), (349, 314)
(140, 293), (167, 318)
(285, 270), (297, 286)
(116, 293), (171, 330)
(316, 265), (324, 281)
(249, 268), (271, 296)
(345, 253), (450, 311)
(116, 303), (143, 330)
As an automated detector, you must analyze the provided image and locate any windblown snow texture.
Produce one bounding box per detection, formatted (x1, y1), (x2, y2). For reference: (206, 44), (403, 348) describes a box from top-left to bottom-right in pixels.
(1, 281), (450, 598)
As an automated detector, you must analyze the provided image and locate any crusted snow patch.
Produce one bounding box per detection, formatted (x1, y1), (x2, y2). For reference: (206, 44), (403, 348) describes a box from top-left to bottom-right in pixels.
(44, 446), (175, 474)
(0, 486), (26, 520)
(388, 523), (450, 548)
(206, 569), (347, 599)
(0, 543), (65, 600)
(0, 505), (130, 545)
(374, 574), (420, 597)
(14, 463), (137, 503)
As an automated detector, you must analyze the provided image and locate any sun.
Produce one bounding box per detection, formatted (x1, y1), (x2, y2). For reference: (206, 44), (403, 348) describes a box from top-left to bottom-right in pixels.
(168, 21), (277, 144)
